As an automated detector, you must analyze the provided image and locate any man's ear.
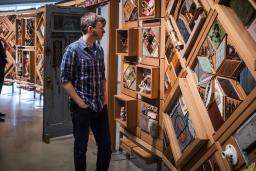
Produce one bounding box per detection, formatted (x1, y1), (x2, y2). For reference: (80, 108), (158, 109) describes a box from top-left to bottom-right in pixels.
(88, 26), (94, 33)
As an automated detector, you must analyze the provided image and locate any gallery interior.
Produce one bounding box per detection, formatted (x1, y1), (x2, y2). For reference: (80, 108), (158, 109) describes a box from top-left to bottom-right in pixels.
(0, 0), (256, 171)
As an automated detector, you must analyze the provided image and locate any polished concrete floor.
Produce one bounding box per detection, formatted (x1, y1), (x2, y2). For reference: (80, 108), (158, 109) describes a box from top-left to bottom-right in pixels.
(0, 85), (168, 171)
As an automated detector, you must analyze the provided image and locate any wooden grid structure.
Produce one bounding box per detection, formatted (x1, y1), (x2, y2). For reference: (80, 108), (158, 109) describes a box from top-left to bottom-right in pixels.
(115, 0), (256, 170)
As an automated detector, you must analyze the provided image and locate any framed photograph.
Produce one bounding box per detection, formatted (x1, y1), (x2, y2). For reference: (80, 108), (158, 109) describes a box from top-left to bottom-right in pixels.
(123, 63), (136, 90)
(208, 19), (226, 49)
(235, 112), (256, 166)
(123, 0), (138, 21)
(139, 0), (155, 18)
(142, 26), (160, 58)
(197, 56), (213, 74)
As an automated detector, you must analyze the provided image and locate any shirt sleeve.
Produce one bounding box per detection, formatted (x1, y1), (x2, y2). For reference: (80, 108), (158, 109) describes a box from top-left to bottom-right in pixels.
(60, 45), (76, 84)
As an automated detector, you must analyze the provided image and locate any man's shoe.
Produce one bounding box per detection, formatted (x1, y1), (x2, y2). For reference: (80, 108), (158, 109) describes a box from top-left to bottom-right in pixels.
(0, 113), (6, 117)
(0, 117), (5, 122)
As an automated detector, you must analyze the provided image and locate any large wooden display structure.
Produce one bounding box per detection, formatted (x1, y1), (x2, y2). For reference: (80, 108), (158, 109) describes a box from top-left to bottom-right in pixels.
(0, 9), (45, 92)
(116, 0), (256, 170)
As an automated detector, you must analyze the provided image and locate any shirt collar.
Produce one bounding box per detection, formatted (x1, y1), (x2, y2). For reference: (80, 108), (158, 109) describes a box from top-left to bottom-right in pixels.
(78, 36), (97, 50)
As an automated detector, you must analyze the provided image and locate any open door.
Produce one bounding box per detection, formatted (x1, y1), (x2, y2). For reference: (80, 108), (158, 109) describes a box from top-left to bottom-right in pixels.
(43, 5), (88, 143)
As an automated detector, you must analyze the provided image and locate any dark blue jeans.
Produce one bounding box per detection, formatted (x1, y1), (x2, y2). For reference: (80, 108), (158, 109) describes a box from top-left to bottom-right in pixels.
(71, 103), (111, 171)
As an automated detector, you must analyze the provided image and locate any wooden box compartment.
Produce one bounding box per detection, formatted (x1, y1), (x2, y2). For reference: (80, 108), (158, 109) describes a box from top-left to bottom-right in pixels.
(137, 99), (159, 139)
(114, 94), (137, 131)
(136, 64), (159, 99)
(123, 0), (138, 22)
(140, 20), (161, 66)
(162, 78), (208, 167)
(15, 46), (36, 82)
(138, 0), (161, 20)
(116, 28), (139, 56)
(121, 60), (137, 98)
(16, 18), (25, 46)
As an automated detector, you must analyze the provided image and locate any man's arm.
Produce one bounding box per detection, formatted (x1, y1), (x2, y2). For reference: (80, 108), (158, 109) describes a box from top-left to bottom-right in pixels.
(60, 46), (87, 108)
(62, 82), (88, 108)
(103, 80), (107, 105)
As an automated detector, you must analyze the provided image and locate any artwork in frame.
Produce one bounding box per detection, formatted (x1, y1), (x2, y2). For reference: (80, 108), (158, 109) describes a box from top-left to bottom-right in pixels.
(123, 0), (138, 21)
(174, 0), (206, 58)
(123, 63), (136, 91)
(235, 112), (256, 166)
(215, 35), (227, 70)
(208, 19), (226, 50)
(139, 0), (155, 18)
(22, 51), (30, 78)
(168, 95), (196, 152)
(142, 26), (160, 58)
(197, 56), (214, 74)
(138, 70), (152, 95)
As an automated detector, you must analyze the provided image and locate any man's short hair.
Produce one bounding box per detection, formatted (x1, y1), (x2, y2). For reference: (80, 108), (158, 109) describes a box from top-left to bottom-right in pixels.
(80, 12), (106, 34)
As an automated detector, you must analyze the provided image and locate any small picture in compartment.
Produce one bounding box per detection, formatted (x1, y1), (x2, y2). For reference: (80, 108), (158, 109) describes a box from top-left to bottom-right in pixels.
(238, 66), (256, 95)
(123, 63), (136, 90)
(139, 101), (159, 138)
(168, 95), (196, 152)
(16, 48), (23, 77)
(217, 77), (240, 100)
(235, 112), (256, 166)
(117, 30), (128, 53)
(208, 19), (226, 49)
(139, 0), (155, 18)
(138, 69), (152, 94)
(197, 56), (214, 74)
(164, 73), (171, 92)
(166, 18), (184, 51)
(165, 31), (175, 63)
(198, 38), (215, 58)
(16, 19), (23, 45)
(23, 51), (30, 77)
(123, 0), (138, 21)
(25, 18), (35, 46)
(142, 26), (160, 58)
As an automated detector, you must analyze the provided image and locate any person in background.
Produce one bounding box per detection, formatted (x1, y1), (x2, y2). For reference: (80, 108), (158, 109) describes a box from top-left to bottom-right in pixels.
(0, 26), (7, 122)
(60, 13), (111, 171)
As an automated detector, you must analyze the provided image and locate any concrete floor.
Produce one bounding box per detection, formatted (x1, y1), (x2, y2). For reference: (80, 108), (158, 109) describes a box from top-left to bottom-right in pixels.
(0, 85), (168, 171)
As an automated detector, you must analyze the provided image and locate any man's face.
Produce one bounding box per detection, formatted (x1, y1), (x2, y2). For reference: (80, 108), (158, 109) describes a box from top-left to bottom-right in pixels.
(92, 21), (105, 40)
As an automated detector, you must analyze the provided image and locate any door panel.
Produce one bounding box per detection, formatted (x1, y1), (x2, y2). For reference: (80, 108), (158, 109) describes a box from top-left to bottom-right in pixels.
(43, 5), (87, 142)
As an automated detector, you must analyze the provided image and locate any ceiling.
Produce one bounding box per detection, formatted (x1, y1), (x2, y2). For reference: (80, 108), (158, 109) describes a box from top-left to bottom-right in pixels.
(0, 0), (60, 5)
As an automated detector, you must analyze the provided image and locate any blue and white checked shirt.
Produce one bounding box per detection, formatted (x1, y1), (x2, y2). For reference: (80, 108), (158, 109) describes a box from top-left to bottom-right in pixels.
(60, 37), (106, 112)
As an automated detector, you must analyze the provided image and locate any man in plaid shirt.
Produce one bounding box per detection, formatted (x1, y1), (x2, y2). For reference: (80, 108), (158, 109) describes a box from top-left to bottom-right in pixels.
(60, 13), (111, 171)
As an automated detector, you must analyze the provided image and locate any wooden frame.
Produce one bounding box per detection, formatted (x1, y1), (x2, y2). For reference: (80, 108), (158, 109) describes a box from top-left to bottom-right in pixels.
(140, 20), (161, 66)
(114, 94), (137, 131)
(136, 64), (159, 99)
(116, 28), (139, 56)
(162, 78), (208, 167)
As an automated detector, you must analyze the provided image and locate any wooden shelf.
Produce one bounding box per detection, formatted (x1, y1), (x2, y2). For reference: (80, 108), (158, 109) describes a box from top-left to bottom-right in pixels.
(116, 28), (139, 56)
(114, 94), (137, 131)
